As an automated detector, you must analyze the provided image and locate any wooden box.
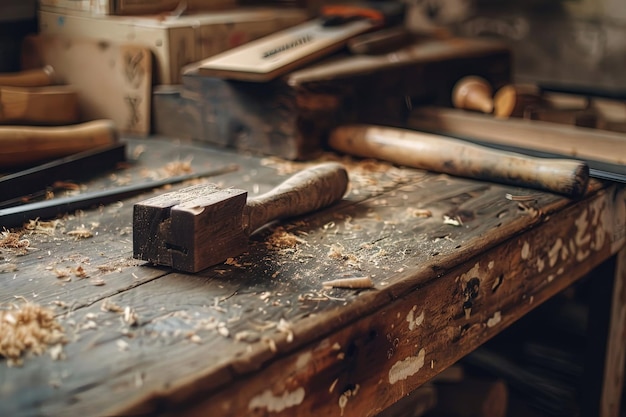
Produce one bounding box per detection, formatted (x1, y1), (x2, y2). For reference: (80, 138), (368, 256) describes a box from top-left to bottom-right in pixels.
(154, 37), (511, 160)
(38, 8), (309, 84)
(38, 0), (237, 16)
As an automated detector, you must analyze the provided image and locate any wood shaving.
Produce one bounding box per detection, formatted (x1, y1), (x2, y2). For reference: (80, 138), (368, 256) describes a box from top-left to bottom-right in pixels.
(101, 299), (123, 313)
(327, 243), (360, 267)
(410, 208), (432, 218)
(0, 302), (66, 367)
(67, 227), (93, 239)
(276, 319), (294, 343)
(162, 159), (193, 176)
(123, 307), (139, 327)
(322, 277), (374, 289)
(0, 231), (30, 255)
(90, 278), (105, 286)
(265, 227), (305, 249)
(72, 266), (88, 278)
(443, 215), (463, 226)
(24, 219), (61, 235)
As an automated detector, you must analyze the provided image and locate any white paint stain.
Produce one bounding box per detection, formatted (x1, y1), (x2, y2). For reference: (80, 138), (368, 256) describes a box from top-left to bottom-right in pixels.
(406, 305), (425, 331)
(521, 241), (530, 260)
(573, 209), (592, 261)
(338, 384), (360, 416)
(536, 257), (545, 273)
(248, 387), (306, 412)
(548, 238), (563, 267)
(389, 349), (426, 384)
(295, 352), (312, 369)
(487, 311), (502, 328)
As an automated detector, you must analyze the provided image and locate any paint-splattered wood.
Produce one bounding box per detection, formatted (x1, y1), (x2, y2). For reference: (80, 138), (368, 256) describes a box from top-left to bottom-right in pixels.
(0, 138), (624, 417)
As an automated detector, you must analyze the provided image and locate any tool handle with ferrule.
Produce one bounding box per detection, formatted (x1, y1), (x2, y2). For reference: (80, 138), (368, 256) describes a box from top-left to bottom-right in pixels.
(246, 162), (349, 233)
(329, 124), (589, 198)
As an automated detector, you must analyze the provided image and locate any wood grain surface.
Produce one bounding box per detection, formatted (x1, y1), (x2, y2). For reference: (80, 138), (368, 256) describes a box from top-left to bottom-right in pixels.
(0, 138), (624, 417)
(0, 85), (79, 125)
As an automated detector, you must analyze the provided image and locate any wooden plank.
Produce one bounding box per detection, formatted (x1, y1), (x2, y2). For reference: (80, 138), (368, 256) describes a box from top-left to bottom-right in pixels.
(20, 34), (152, 135)
(0, 85), (79, 125)
(409, 107), (626, 168)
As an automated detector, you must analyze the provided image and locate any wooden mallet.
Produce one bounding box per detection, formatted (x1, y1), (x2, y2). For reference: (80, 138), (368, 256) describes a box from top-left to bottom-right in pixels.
(133, 162), (349, 272)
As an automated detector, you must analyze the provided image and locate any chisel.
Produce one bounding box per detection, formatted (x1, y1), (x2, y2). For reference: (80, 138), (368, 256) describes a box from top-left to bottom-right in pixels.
(329, 124), (589, 198)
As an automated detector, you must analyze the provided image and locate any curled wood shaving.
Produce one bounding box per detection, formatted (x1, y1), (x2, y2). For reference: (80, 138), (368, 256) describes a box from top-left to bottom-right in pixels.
(0, 302), (66, 367)
(322, 277), (374, 289)
(162, 159), (193, 176)
(0, 231), (30, 255)
(24, 219), (61, 235)
(123, 307), (139, 327)
(410, 208), (432, 218)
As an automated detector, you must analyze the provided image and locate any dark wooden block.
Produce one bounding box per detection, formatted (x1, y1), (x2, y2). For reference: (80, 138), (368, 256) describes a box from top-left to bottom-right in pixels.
(154, 37), (511, 160)
(133, 183), (249, 272)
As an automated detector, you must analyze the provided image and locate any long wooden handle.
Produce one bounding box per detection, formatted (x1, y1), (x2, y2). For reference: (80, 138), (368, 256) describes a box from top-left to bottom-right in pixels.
(0, 66), (56, 87)
(329, 124), (589, 198)
(0, 120), (118, 169)
(245, 162), (349, 233)
(0, 86), (79, 124)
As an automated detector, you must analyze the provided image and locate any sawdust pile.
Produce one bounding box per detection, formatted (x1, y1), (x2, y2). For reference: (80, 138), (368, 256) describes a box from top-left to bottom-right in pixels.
(265, 226), (305, 249)
(0, 302), (66, 367)
(0, 231), (30, 255)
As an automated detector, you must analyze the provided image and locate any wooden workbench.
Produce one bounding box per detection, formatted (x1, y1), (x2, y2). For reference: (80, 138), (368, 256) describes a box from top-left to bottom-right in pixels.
(1, 137), (625, 417)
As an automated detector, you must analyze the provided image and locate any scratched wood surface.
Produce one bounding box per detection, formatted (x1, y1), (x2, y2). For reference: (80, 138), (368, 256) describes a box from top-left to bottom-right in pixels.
(0, 138), (624, 417)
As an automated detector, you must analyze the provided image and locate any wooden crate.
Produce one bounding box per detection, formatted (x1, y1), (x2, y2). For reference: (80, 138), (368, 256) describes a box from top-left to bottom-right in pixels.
(38, 0), (237, 16)
(38, 8), (309, 84)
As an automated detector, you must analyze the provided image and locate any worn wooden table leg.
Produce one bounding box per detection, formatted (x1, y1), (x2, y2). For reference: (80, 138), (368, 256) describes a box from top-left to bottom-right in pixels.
(583, 246), (626, 417)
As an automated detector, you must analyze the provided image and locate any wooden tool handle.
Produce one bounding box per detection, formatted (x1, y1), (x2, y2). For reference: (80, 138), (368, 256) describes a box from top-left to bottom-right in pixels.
(0, 66), (56, 87)
(246, 162), (349, 233)
(0, 120), (118, 169)
(0, 85), (79, 125)
(329, 124), (589, 198)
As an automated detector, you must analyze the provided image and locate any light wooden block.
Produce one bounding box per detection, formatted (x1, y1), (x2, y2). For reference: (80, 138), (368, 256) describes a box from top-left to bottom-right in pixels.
(38, 8), (309, 84)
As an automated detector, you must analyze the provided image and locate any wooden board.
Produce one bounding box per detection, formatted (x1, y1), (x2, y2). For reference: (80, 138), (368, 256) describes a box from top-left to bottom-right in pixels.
(21, 34), (152, 135)
(156, 37), (510, 160)
(38, 0), (236, 15)
(0, 137), (624, 417)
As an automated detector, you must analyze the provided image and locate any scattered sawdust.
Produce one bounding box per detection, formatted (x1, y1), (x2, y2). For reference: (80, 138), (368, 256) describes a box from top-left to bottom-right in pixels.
(67, 226), (93, 239)
(0, 231), (30, 255)
(260, 153), (424, 196)
(327, 243), (360, 268)
(23, 219), (61, 235)
(162, 159), (193, 176)
(265, 226), (305, 249)
(123, 307), (139, 327)
(0, 302), (66, 367)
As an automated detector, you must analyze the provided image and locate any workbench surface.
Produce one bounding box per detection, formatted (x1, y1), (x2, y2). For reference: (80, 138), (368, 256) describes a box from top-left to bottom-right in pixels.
(1, 138), (625, 417)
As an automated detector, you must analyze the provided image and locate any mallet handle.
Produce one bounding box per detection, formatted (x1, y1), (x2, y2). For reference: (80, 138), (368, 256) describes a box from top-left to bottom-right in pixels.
(246, 162), (349, 233)
(329, 124), (589, 198)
